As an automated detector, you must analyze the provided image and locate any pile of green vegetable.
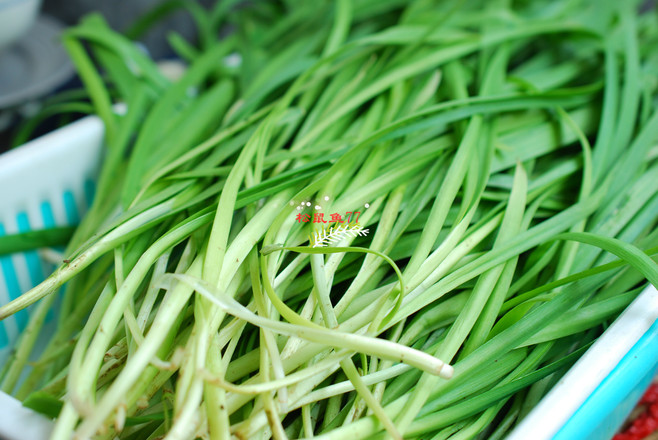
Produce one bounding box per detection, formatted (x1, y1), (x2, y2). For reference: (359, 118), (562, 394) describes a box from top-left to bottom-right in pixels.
(1, 0), (658, 439)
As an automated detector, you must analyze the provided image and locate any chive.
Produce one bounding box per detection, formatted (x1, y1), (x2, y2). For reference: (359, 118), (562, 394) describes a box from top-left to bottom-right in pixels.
(0, 227), (75, 256)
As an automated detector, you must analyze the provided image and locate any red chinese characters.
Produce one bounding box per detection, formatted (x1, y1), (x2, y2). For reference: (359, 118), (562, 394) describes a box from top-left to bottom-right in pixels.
(329, 213), (343, 223)
(295, 212), (361, 224)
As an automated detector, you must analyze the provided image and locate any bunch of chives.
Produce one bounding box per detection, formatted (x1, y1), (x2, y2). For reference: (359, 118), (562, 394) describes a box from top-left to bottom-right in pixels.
(0, 1), (657, 439)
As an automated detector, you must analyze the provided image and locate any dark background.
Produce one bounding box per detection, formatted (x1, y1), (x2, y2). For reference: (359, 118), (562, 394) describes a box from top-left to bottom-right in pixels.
(43, 0), (214, 58)
(0, 0), (215, 152)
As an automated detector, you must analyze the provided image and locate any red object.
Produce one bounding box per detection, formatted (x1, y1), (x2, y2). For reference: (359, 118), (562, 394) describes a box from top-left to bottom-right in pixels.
(346, 211), (361, 223)
(329, 213), (344, 223)
(614, 384), (658, 440)
(296, 213), (311, 223)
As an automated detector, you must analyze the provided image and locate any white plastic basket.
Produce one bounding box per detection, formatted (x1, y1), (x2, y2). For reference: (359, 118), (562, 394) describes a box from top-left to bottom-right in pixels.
(0, 115), (104, 362)
(0, 115), (656, 439)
